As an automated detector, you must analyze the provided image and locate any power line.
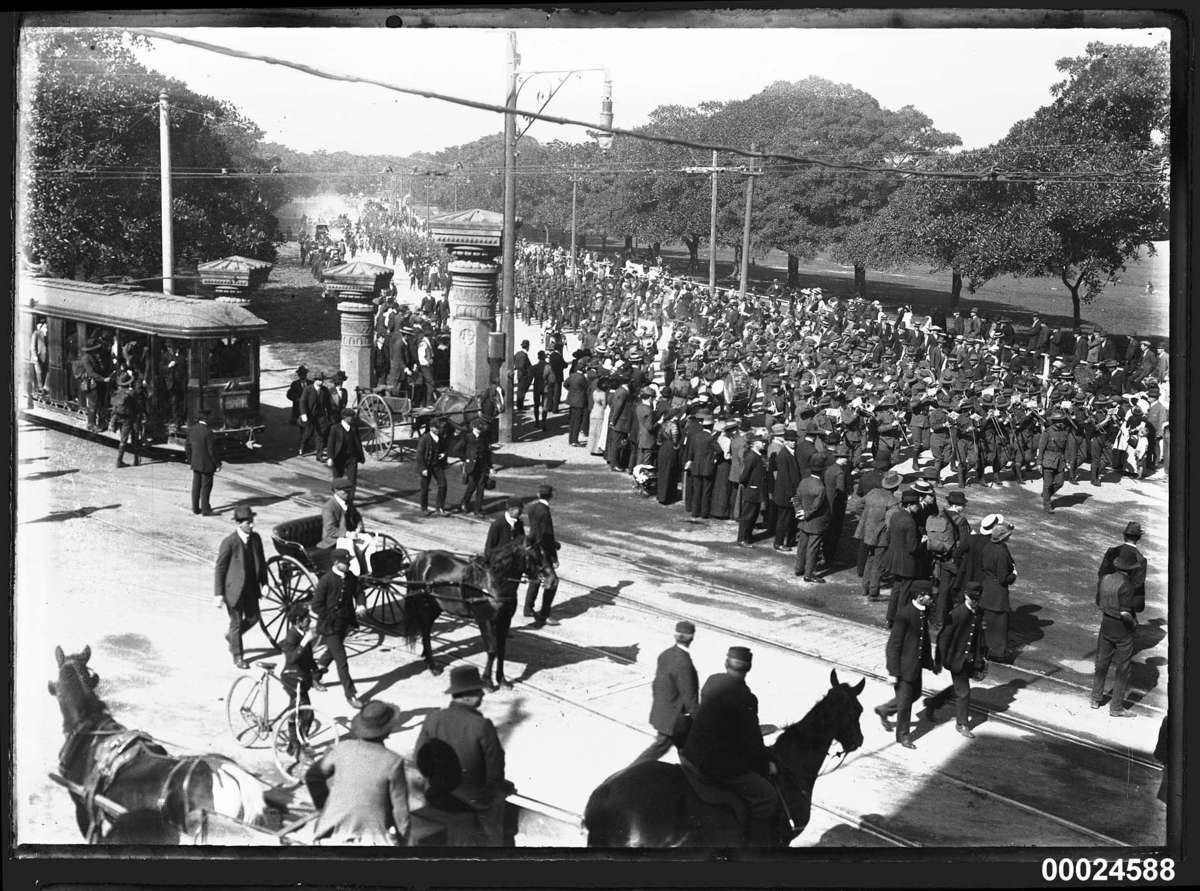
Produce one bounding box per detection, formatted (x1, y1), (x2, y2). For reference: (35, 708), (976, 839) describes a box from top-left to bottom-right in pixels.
(131, 28), (1155, 186)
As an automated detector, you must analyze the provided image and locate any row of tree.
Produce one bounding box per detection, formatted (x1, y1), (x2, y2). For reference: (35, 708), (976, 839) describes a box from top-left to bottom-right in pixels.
(22, 30), (1167, 327)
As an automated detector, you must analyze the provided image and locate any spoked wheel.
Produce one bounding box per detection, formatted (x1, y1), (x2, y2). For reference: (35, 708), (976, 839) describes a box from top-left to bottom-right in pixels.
(272, 705), (340, 782)
(260, 555), (318, 648)
(359, 579), (407, 632)
(357, 393), (394, 460)
(225, 675), (271, 748)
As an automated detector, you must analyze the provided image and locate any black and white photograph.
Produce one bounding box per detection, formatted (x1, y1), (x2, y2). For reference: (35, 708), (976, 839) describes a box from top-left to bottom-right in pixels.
(8, 6), (1190, 886)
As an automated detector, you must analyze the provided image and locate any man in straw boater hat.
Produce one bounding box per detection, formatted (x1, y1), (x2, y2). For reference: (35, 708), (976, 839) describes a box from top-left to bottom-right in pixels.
(416, 665), (511, 846)
(306, 700), (410, 846)
(682, 645), (778, 847)
(213, 504), (267, 670)
(631, 620), (700, 766)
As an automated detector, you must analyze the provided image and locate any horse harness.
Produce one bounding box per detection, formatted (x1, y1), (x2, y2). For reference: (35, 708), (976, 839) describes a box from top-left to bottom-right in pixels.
(59, 714), (206, 842)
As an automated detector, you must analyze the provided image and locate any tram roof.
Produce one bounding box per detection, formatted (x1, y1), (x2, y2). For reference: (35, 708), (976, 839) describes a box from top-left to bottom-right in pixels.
(19, 277), (268, 338)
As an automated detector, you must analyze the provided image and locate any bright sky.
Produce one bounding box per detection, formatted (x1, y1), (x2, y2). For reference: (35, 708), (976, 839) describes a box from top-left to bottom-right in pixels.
(58, 24), (1171, 157)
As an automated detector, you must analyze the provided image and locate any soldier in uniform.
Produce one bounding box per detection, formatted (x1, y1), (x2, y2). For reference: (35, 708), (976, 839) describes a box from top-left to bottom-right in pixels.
(908, 383), (931, 466)
(1036, 411), (1078, 514)
(1083, 397), (1115, 486)
(926, 393), (954, 483)
(951, 399), (981, 488)
(112, 370), (145, 468)
(874, 394), (902, 464)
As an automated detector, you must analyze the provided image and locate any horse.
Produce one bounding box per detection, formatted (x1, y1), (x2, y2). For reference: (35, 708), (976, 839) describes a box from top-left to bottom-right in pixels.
(582, 669), (866, 847)
(401, 537), (539, 691)
(48, 644), (269, 844)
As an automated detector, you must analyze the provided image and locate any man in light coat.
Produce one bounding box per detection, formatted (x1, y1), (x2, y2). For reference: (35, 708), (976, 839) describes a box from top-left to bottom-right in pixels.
(855, 470), (901, 602)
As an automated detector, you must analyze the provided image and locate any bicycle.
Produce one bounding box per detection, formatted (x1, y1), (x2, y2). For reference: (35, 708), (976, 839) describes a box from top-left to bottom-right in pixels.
(225, 661), (340, 782)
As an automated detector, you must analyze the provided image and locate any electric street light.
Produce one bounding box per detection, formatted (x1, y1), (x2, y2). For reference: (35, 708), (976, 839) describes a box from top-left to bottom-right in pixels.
(498, 33), (614, 444)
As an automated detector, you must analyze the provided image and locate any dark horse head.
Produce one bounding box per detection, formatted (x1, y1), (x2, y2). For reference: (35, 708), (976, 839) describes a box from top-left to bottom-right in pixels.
(769, 668), (866, 841)
(48, 644), (105, 735)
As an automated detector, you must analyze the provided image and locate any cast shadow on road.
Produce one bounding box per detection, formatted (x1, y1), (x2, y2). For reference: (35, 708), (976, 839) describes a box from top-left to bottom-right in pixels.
(1128, 656), (1167, 706)
(22, 468), (80, 482)
(1051, 491), (1092, 510)
(552, 580), (636, 624)
(506, 633), (636, 685)
(492, 452), (567, 471)
(18, 455), (48, 464)
(966, 678), (1031, 722)
(1007, 603), (1053, 656)
(209, 491), (309, 515)
(1133, 617), (1166, 656)
(24, 503), (122, 524)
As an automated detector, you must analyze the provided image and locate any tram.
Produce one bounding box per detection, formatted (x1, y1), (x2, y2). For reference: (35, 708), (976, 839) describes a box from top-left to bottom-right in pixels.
(18, 275), (268, 453)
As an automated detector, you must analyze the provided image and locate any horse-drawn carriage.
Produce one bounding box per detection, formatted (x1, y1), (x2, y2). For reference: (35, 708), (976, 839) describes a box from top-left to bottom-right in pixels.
(353, 386), (482, 461)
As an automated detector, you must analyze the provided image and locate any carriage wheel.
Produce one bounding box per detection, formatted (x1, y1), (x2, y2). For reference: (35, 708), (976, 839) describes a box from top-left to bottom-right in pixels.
(371, 533), (410, 569)
(260, 555), (317, 648)
(271, 705), (339, 782)
(359, 579), (407, 632)
(356, 393), (394, 460)
(225, 675), (271, 748)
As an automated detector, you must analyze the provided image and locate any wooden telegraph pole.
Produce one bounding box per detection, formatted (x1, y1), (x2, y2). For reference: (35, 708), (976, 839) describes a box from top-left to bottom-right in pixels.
(739, 143), (760, 300)
(159, 91), (174, 295)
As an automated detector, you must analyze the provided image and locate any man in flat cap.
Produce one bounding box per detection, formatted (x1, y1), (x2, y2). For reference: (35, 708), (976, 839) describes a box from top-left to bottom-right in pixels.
(682, 646), (778, 846)
(310, 548), (364, 708)
(932, 582), (988, 738)
(876, 584), (938, 749)
(882, 490), (924, 627)
(632, 621), (700, 765)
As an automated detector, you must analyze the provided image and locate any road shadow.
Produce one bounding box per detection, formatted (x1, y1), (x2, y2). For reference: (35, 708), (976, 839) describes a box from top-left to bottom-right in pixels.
(969, 678), (1030, 722)
(24, 503), (122, 524)
(1127, 656), (1167, 705)
(18, 455), (48, 464)
(1008, 603), (1053, 655)
(552, 580), (636, 623)
(1052, 492), (1093, 510)
(1133, 617), (1166, 656)
(22, 468), (80, 482)
(492, 452), (567, 471)
(210, 491), (308, 515)
(506, 633), (624, 685)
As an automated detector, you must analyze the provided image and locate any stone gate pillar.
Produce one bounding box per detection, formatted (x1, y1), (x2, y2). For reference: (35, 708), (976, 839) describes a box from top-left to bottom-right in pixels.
(429, 210), (505, 396)
(321, 260), (394, 391)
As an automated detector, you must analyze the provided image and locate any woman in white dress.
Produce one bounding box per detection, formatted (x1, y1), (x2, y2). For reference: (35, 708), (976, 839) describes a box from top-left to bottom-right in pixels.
(588, 379), (610, 455)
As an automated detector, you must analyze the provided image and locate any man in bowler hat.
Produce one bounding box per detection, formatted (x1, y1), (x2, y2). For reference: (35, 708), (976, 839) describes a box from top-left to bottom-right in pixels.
(186, 408), (219, 515)
(213, 505), (266, 669)
(1091, 547), (1141, 718)
(631, 621), (700, 765)
(416, 665), (511, 845)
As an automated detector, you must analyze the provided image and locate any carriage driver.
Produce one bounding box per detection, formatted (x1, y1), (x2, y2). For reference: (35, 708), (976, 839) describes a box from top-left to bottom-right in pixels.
(681, 646), (779, 846)
(319, 477), (378, 577)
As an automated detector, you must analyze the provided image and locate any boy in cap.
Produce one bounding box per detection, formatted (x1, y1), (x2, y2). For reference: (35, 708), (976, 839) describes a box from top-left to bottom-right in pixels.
(310, 549), (364, 708)
(306, 700), (410, 845)
(682, 646), (778, 846)
(632, 621), (700, 765)
(213, 505), (267, 669)
(416, 666), (510, 845)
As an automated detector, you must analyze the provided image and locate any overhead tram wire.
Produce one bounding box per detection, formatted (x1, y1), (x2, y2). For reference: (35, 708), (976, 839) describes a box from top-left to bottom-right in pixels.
(131, 28), (1161, 186)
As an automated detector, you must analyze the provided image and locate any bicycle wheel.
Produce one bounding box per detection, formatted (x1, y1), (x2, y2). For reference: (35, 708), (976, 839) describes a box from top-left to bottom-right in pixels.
(272, 705), (340, 782)
(225, 675), (271, 747)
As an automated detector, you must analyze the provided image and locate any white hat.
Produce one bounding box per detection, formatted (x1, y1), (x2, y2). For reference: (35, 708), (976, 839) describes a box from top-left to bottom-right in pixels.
(980, 513), (1003, 533)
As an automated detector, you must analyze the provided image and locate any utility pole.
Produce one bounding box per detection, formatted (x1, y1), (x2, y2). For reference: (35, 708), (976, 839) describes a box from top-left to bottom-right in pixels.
(708, 150), (718, 297)
(569, 169), (578, 280)
(499, 30), (518, 444)
(739, 143), (759, 301)
(158, 91), (174, 295)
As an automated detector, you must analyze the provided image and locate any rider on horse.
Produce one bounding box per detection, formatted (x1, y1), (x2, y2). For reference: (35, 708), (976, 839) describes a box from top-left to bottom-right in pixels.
(680, 646), (779, 846)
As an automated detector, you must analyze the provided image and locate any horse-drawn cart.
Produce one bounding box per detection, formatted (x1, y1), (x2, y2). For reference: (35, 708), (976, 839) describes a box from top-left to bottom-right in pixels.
(260, 517), (413, 647)
(352, 386), (483, 462)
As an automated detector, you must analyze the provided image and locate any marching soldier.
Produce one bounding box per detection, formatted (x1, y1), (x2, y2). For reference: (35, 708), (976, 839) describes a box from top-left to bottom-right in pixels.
(951, 398), (980, 488)
(1036, 410), (1078, 514)
(874, 393), (902, 464)
(927, 392), (954, 483)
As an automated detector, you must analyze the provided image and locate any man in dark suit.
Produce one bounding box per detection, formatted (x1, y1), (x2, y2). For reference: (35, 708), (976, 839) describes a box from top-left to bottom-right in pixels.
(319, 478), (364, 550)
(416, 666), (510, 845)
(513, 340), (532, 410)
(875, 585), (937, 749)
(681, 646), (777, 846)
(546, 347), (566, 414)
(310, 549), (363, 708)
(932, 581), (988, 738)
(769, 430), (801, 550)
(523, 484), (561, 627)
(631, 621), (700, 765)
(564, 362), (590, 446)
(736, 435), (766, 547)
(684, 412), (717, 518)
(325, 407), (366, 485)
(882, 490), (923, 627)
(1097, 521), (1147, 614)
(186, 409), (219, 516)
(606, 378), (633, 471)
(633, 390), (657, 466)
(416, 419), (449, 517)
(213, 505), (266, 669)
(795, 453), (830, 583)
(297, 371), (322, 457)
(457, 417), (493, 517)
(485, 498), (525, 560)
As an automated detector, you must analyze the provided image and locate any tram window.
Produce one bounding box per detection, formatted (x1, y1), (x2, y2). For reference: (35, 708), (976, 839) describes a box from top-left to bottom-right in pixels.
(208, 337), (253, 381)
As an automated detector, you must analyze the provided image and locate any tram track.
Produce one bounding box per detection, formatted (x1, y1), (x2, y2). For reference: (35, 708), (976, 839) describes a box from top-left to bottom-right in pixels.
(19, 439), (1159, 847)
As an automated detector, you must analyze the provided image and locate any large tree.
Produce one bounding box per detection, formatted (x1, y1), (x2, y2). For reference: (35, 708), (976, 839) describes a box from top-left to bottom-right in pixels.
(21, 29), (284, 281)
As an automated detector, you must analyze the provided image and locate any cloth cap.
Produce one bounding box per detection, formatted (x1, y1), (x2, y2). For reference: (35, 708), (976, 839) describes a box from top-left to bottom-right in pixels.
(726, 646), (752, 666)
(810, 453), (829, 470)
(331, 548), (352, 564)
(990, 523), (1014, 543)
(675, 620), (696, 636)
(783, 430), (798, 442)
(340, 407), (356, 419)
(964, 581), (983, 597)
(332, 477), (354, 491)
(297, 365), (309, 377)
(446, 665), (485, 696)
(232, 505), (255, 521)
(350, 700), (403, 740)
(881, 471), (902, 490)
(537, 484), (554, 499)
(901, 490), (921, 505)
(1123, 521), (1143, 539)
(947, 491), (967, 506)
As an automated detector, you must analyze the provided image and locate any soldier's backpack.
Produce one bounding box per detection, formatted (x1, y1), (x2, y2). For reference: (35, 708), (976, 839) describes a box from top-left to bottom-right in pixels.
(925, 512), (957, 557)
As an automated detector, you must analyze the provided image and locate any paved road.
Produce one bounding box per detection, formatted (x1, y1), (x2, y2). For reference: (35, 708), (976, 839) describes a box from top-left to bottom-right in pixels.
(15, 413), (1166, 848)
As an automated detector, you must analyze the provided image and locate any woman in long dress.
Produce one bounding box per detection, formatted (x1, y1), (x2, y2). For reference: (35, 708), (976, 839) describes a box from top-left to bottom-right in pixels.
(656, 412), (682, 504)
(708, 420), (735, 519)
(588, 379), (610, 456)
